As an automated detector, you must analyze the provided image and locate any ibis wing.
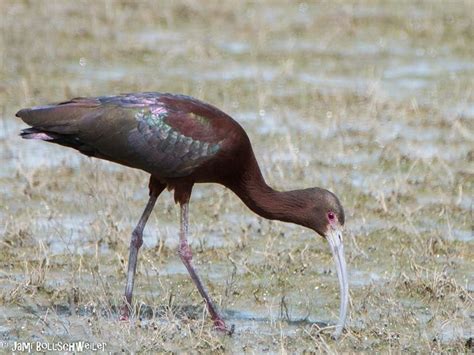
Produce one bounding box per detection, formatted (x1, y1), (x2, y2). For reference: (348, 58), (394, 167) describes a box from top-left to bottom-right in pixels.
(18, 93), (223, 178)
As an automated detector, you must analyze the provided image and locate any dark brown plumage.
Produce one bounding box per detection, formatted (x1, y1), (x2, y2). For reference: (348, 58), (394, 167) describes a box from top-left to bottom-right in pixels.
(17, 92), (348, 337)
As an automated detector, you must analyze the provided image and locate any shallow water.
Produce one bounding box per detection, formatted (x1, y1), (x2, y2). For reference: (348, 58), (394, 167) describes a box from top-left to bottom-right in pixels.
(1, 0), (473, 353)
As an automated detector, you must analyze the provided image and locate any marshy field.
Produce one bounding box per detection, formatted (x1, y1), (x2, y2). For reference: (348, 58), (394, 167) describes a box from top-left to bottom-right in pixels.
(0, 1), (473, 352)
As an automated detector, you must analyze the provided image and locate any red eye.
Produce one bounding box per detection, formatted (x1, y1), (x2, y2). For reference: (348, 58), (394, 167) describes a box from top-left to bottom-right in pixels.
(328, 211), (335, 221)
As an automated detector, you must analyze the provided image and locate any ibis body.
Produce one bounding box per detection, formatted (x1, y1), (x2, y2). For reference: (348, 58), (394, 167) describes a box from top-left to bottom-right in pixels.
(17, 92), (348, 337)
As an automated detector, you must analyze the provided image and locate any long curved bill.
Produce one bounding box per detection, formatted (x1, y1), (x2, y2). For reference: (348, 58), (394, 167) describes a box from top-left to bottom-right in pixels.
(326, 226), (348, 339)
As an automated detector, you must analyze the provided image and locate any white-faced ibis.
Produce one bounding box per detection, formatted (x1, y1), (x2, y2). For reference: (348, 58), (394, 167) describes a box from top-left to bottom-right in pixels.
(17, 92), (348, 338)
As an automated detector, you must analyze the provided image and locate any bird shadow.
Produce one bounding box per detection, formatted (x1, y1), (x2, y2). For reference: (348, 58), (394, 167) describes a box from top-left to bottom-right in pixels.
(31, 303), (329, 330)
(223, 308), (329, 329)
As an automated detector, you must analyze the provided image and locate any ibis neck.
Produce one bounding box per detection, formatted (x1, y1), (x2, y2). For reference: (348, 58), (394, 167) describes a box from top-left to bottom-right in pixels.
(228, 153), (310, 227)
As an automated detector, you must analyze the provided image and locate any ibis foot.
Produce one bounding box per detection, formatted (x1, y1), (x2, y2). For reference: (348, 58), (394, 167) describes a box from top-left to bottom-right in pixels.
(119, 304), (131, 321)
(213, 318), (234, 335)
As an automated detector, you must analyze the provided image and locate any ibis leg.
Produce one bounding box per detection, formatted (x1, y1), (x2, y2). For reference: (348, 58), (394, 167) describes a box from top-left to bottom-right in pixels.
(120, 186), (162, 320)
(178, 203), (231, 333)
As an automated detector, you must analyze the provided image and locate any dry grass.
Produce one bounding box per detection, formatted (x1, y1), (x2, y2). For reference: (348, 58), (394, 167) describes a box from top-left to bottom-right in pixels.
(0, 0), (473, 352)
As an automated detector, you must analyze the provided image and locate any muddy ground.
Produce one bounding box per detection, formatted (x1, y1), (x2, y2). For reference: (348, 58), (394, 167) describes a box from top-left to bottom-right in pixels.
(0, 1), (472, 352)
